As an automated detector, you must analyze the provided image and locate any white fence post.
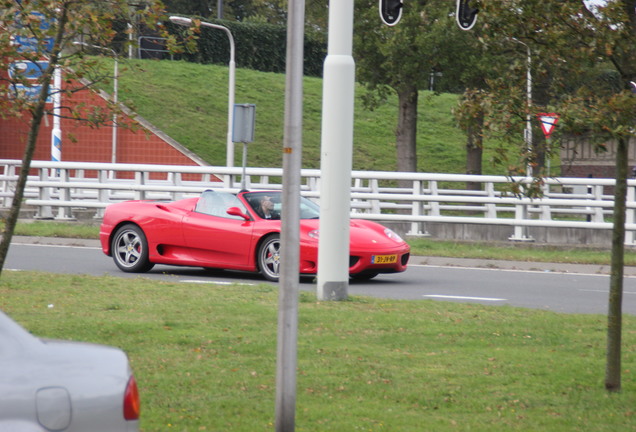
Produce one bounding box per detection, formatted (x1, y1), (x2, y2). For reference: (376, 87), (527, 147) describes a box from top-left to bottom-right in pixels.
(541, 182), (551, 220)
(35, 167), (54, 219)
(0, 162), (15, 208)
(429, 180), (440, 216)
(408, 180), (428, 236)
(135, 171), (146, 200)
(485, 182), (497, 218)
(626, 184), (635, 244)
(509, 200), (534, 242)
(55, 168), (74, 220)
(592, 185), (605, 222)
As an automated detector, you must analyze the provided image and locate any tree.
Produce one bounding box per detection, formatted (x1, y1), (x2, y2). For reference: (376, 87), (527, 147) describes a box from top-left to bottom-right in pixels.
(162, 0), (213, 17)
(454, 88), (487, 188)
(480, 0), (635, 391)
(0, 0), (164, 277)
(163, 0), (329, 28)
(354, 0), (471, 175)
(443, 29), (498, 187)
(230, 0), (327, 28)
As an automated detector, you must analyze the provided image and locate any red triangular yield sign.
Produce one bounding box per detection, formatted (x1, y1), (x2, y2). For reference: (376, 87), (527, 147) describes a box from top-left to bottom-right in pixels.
(537, 113), (560, 138)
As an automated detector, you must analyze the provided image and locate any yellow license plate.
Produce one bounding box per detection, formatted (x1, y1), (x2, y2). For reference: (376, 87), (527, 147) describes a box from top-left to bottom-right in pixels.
(371, 254), (397, 264)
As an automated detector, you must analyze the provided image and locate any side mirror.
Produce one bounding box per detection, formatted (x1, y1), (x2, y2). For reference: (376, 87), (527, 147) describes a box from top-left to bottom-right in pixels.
(227, 207), (250, 221)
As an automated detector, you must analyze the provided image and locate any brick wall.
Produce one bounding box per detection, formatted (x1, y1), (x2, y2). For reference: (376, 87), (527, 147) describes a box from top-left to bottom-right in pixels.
(560, 136), (636, 180)
(1, 77), (206, 168)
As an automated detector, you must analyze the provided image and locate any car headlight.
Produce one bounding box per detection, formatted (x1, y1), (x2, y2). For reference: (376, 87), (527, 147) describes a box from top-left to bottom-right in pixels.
(308, 230), (319, 239)
(384, 228), (403, 242)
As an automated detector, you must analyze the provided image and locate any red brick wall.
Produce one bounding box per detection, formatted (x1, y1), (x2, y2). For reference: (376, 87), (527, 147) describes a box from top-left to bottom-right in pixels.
(1, 79), (201, 167)
(560, 165), (617, 179)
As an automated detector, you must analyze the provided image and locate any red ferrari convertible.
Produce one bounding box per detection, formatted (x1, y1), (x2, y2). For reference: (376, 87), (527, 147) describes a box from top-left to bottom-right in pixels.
(100, 190), (410, 281)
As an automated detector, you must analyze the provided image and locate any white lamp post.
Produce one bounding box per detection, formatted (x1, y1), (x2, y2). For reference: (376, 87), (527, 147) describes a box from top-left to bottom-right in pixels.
(169, 16), (236, 176)
(317, 0), (356, 301)
(73, 42), (118, 169)
(511, 37), (532, 177)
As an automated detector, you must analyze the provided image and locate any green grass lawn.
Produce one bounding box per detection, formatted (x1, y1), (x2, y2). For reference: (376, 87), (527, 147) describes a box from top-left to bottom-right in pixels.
(1, 271), (634, 431)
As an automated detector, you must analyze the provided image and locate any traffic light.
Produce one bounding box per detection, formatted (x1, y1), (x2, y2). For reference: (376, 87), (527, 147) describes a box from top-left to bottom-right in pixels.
(456, 0), (478, 31)
(379, 0), (403, 26)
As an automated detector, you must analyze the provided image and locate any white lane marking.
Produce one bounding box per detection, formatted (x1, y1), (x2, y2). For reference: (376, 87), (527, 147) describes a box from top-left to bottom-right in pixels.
(579, 289), (636, 295)
(180, 279), (258, 286)
(412, 263), (636, 279)
(12, 242), (101, 250)
(424, 294), (506, 302)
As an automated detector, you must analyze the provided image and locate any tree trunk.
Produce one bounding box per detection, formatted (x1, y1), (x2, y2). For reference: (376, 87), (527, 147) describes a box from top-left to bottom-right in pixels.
(0, 102), (47, 277)
(605, 135), (628, 392)
(465, 109), (484, 191)
(396, 85), (418, 176)
(0, 5), (68, 277)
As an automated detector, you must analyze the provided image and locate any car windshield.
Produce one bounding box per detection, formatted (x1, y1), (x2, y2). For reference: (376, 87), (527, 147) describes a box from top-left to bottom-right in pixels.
(243, 191), (320, 219)
(195, 190), (248, 220)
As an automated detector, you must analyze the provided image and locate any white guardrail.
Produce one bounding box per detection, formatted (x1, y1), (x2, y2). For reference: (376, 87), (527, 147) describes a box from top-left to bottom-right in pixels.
(1, 159), (635, 243)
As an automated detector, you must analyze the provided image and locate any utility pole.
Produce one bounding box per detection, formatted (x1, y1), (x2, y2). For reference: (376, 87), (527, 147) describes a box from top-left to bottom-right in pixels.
(317, 0), (356, 301)
(275, 0), (305, 429)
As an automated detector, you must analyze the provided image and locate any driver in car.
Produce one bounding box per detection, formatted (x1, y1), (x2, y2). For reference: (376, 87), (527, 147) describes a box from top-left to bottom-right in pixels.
(259, 196), (280, 219)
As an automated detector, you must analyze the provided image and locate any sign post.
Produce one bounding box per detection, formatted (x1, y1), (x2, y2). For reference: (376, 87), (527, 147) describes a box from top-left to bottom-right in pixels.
(51, 66), (62, 164)
(232, 104), (256, 190)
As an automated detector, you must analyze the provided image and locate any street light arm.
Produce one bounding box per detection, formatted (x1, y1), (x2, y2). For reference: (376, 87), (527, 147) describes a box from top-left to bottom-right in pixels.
(72, 41), (116, 57)
(168, 16), (193, 27)
(168, 15), (236, 171)
(200, 22), (235, 55)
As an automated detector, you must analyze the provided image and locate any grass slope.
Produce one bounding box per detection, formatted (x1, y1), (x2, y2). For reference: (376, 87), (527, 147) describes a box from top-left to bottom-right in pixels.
(112, 59), (509, 174)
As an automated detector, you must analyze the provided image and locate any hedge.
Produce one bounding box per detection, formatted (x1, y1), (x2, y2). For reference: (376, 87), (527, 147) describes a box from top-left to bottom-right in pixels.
(166, 18), (327, 77)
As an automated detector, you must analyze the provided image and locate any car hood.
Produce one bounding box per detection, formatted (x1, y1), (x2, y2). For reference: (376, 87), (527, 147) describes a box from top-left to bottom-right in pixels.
(298, 218), (408, 249)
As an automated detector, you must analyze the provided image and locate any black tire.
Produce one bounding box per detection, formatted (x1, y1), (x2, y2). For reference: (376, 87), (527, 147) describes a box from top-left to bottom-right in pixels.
(111, 224), (154, 273)
(257, 234), (281, 282)
(351, 272), (379, 281)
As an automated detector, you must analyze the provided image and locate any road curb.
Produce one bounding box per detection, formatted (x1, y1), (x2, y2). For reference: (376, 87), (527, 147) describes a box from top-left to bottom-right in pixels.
(412, 255), (636, 276)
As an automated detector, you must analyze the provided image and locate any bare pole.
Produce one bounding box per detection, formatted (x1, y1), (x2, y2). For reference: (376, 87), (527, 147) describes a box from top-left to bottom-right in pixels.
(275, 0), (305, 430)
(511, 37), (532, 177)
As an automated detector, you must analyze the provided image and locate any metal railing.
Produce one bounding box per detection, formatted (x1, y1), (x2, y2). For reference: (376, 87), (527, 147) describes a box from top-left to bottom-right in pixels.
(0, 159), (632, 242)
(137, 36), (173, 60)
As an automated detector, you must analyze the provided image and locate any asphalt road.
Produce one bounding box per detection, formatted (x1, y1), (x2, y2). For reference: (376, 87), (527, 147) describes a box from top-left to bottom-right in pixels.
(5, 236), (636, 315)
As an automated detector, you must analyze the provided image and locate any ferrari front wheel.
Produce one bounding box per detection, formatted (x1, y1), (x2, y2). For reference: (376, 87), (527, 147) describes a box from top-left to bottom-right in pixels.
(111, 224), (154, 273)
(257, 234), (281, 282)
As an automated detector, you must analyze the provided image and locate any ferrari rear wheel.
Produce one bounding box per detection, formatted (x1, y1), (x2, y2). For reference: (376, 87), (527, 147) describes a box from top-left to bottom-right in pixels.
(112, 224), (154, 273)
(257, 234), (281, 282)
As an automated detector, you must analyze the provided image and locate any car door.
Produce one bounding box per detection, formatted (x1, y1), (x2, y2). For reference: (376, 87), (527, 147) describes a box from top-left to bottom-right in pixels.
(181, 192), (255, 267)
